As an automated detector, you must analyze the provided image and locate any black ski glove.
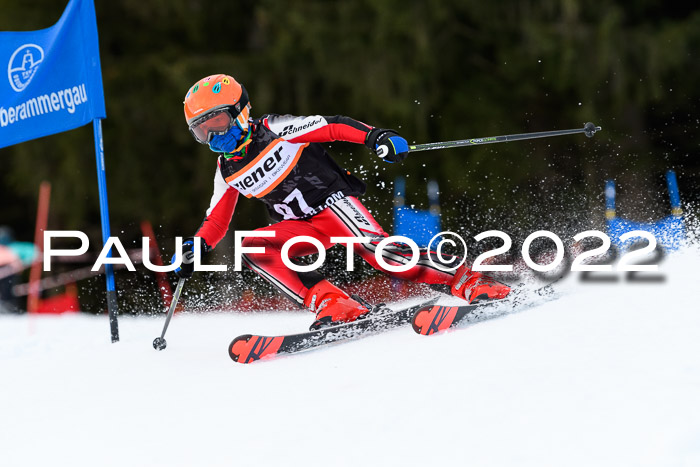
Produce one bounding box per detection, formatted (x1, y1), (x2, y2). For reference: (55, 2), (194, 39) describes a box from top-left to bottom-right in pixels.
(170, 237), (210, 279)
(365, 128), (409, 163)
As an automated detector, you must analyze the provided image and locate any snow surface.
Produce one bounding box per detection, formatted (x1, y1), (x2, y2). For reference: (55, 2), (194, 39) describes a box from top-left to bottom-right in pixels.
(2, 247), (700, 467)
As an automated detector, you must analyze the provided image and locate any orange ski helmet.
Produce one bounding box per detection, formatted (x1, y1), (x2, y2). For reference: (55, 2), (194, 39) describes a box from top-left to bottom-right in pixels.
(183, 74), (251, 144)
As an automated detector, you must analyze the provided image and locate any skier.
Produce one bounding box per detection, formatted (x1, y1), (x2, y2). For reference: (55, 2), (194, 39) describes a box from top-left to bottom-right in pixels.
(175, 74), (510, 329)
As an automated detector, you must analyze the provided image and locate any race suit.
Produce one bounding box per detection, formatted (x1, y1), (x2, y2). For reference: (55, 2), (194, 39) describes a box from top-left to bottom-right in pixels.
(194, 114), (455, 306)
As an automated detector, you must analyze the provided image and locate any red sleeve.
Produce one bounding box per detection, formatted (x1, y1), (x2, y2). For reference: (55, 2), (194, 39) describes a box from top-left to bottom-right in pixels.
(263, 115), (372, 145)
(195, 165), (239, 248)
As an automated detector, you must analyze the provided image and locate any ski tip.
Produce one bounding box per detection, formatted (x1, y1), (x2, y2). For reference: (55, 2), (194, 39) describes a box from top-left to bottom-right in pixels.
(229, 334), (253, 363)
(229, 334), (284, 364)
(411, 305), (460, 336)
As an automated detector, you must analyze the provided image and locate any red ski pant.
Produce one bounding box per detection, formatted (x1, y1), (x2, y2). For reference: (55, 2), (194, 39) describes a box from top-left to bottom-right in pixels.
(241, 196), (455, 307)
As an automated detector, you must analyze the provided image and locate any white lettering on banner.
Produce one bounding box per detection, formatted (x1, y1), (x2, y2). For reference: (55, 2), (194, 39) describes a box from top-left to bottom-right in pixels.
(227, 141), (306, 198)
(0, 83), (88, 128)
(64, 89), (74, 113)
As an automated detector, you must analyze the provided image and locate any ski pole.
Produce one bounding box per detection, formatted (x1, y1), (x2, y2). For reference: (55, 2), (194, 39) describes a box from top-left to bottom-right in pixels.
(408, 122), (601, 153)
(153, 277), (186, 351)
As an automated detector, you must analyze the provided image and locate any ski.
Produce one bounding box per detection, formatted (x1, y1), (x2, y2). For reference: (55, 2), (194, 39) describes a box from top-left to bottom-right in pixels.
(229, 298), (437, 363)
(412, 303), (482, 335)
(411, 281), (559, 336)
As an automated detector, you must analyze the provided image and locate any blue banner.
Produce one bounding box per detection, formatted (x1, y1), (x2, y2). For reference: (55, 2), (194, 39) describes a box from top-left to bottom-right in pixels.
(0, 0), (106, 149)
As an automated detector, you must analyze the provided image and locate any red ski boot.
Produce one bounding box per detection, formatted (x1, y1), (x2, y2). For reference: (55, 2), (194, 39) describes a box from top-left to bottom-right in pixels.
(305, 280), (372, 330)
(451, 264), (511, 304)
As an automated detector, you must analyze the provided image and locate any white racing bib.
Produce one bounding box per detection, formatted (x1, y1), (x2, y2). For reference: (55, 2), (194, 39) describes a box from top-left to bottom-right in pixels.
(225, 139), (308, 198)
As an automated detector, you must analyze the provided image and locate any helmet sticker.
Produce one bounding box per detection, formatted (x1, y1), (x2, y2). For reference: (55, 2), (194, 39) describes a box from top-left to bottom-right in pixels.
(193, 84), (199, 93)
(212, 82), (221, 93)
(222, 77), (230, 85)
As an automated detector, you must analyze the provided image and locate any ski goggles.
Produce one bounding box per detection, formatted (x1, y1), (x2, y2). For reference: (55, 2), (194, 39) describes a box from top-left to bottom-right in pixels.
(188, 107), (238, 144)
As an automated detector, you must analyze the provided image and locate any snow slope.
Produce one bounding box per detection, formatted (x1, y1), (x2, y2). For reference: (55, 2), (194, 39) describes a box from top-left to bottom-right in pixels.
(1, 247), (699, 467)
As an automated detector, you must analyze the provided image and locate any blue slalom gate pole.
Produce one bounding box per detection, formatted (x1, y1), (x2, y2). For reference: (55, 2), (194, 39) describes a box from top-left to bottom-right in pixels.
(604, 180), (616, 220)
(93, 118), (119, 342)
(666, 170), (682, 216)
